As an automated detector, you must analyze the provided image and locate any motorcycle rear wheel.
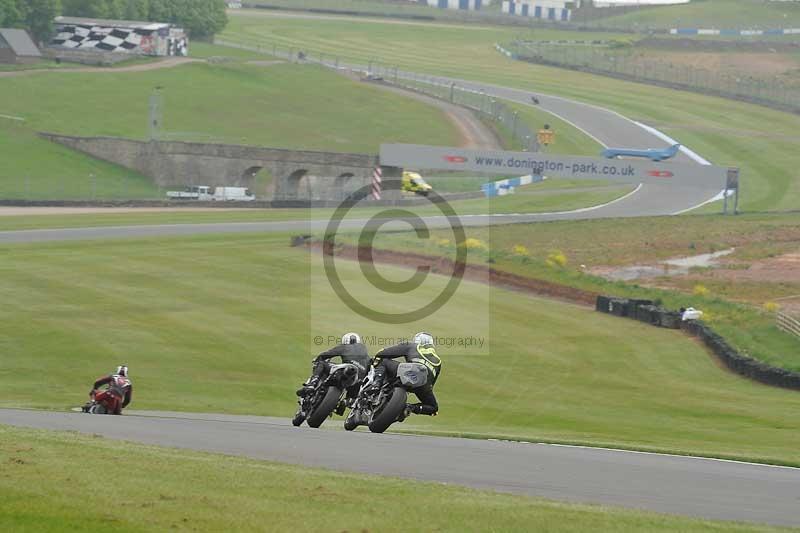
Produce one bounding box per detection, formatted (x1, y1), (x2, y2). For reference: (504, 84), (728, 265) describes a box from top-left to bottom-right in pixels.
(368, 387), (407, 434)
(307, 386), (342, 428)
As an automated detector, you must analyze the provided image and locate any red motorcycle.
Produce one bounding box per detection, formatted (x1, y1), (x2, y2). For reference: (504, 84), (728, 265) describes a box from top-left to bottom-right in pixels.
(82, 376), (130, 415)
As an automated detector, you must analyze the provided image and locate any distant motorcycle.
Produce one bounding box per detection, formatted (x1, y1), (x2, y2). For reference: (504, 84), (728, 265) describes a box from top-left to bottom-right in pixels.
(292, 362), (360, 428)
(82, 381), (129, 415)
(345, 361), (428, 433)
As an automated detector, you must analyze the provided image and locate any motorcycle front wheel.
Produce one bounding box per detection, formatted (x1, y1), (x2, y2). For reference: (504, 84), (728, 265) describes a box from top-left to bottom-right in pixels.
(306, 386), (342, 428)
(368, 387), (407, 434)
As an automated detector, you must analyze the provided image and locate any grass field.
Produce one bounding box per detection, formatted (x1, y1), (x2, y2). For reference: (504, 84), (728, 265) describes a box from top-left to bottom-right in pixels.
(586, 0), (800, 30)
(0, 426), (783, 533)
(0, 121), (159, 200)
(0, 47), (461, 199)
(0, 181), (631, 230)
(1, 233), (799, 465)
(221, 11), (800, 212)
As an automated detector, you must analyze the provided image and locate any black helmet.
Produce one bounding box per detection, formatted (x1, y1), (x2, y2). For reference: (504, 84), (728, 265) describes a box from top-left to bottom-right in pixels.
(115, 365), (128, 377)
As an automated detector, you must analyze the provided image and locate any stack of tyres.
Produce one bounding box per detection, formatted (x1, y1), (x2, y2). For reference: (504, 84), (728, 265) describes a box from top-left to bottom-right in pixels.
(596, 295), (611, 313)
(609, 298), (629, 317)
(659, 311), (682, 329)
(625, 299), (653, 317)
(636, 304), (659, 325)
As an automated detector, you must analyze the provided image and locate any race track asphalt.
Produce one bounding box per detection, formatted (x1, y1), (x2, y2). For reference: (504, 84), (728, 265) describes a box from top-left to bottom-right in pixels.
(1, 408), (798, 527)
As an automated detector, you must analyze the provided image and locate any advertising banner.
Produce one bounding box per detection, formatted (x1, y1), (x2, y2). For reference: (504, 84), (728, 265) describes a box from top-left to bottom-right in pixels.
(380, 144), (732, 189)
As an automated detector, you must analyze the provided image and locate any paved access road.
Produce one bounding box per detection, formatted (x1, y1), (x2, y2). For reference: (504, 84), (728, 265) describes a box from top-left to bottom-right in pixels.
(2, 408), (798, 527)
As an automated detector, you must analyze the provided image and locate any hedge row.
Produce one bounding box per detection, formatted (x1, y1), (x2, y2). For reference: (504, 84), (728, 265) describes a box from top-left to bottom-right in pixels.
(597, 296), (800, 391)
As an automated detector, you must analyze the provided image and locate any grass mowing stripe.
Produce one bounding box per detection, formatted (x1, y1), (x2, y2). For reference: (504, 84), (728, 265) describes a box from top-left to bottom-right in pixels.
(1, 233), (799, 465)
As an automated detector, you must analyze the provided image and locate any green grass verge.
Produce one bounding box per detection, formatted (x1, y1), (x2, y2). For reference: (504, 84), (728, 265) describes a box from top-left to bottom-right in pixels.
(221, 11), (800, 212)
(1, 425), (785, 532)
(0, 181), (631, 230)
(1, 233), (800, 465)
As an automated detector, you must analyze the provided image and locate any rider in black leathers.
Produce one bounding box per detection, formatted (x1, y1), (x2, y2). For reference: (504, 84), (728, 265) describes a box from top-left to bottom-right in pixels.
(369, 332), (441, 415)
(297, 332), (370, 403)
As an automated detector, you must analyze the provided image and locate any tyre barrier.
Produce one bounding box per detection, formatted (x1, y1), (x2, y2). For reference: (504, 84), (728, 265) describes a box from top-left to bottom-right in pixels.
(597, 296), (800, 391)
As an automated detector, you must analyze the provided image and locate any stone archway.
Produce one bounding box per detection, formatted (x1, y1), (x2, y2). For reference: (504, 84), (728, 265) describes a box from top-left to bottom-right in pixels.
(242, 166), (275, 199)
(334, 173), (355, 200)
(285, 169), (309, 199)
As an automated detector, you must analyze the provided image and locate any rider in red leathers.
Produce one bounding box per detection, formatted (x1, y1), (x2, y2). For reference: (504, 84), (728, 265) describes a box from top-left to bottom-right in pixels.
(83, 365), (133, 415)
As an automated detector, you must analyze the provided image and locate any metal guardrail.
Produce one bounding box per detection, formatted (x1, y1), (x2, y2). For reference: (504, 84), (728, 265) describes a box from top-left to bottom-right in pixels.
(777, 312), (800, 339)
(510, 40), (800, 114)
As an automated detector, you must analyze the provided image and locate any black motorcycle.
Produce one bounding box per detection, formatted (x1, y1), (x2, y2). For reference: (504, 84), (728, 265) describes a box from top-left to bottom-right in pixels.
(292, 362), (360, 428)
(344, 361), (428, 433)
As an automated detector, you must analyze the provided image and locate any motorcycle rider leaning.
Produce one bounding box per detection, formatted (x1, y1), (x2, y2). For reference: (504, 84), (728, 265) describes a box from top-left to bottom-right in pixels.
(87, 365), (133, 415)
(370, 332), (441, 416)
(297, 333), (370, 403)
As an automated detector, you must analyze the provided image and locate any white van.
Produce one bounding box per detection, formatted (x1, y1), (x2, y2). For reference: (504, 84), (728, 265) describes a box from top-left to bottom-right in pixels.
(212, 187), (256, 201)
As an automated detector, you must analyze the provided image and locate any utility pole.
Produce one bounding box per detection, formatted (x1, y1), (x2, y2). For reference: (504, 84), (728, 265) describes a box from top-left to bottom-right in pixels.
(149, 87), (163, 141)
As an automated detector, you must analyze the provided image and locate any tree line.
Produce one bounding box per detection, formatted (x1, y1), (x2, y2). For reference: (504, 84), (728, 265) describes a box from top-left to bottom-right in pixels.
(0, 0), (227, 43)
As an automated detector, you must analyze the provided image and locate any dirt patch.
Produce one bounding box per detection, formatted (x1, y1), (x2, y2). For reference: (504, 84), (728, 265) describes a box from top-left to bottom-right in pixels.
(712, 251), (800, 284)
(308, 241), (597, 307)
(357, 79), (503, 150)
(639, 38), (800, 54)
(0, 57), (200, 78)
(638, 50), (798, 79)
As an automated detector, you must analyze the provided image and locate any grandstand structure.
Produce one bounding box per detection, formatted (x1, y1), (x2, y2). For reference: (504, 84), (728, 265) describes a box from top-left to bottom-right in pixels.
(502, 0), (690, 21)
(423, 0), (492, 9)
(502, 0), (577, 21)
(49, 16), (188, 57)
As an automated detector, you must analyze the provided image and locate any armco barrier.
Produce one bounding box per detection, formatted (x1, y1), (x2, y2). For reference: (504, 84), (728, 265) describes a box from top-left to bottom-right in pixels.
(597, 295), (800, 391)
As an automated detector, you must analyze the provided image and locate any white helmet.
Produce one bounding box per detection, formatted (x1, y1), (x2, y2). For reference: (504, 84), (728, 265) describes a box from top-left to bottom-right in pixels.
(341, 332), (361, 345)
(115, 365), (128, 377)
(413, 332), (434, 346)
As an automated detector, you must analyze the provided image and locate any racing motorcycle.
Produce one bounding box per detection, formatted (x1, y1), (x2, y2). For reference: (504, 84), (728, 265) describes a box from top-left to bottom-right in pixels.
(344, 361), (428, 433)
(82, 380), (129, 415)
(292, 361), (360, 428)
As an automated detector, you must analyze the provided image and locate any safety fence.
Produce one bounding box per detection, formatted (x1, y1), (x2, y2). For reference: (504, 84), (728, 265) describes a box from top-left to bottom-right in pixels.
(216, 39), (543, 152)
(509, 41), (800, 114)
(596, 296), (800, 391)
(777, 311), (800, 339)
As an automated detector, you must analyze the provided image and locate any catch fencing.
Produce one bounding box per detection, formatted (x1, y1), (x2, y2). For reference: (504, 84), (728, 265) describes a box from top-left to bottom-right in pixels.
(216, 39), (542, 152)
(510, 41), (800, 114)
(777, 312), (800, 339)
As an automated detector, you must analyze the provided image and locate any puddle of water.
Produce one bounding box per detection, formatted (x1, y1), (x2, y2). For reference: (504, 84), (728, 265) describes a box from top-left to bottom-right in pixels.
(599, 248), (735, 281)
(662, 249), (734, 268)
